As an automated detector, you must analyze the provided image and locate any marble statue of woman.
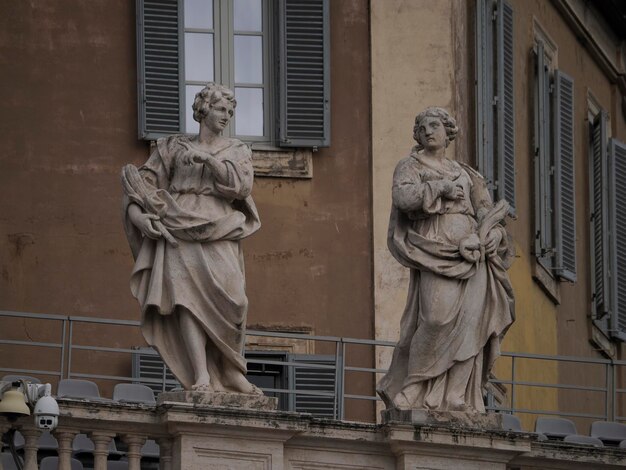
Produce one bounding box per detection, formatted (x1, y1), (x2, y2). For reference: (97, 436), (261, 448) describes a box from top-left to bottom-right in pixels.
(377, 107), (514, 413)
(121, 83), (262, 395)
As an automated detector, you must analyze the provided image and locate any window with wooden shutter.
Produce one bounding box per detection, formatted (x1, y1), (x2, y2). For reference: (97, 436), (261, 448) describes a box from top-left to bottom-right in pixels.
(533, 40), (554, 266)
(288, 354), (337, 418)
(532, 36), (578, 284)
(278, 0), (330, 148)
(553, 70), (576, 282)
(476, 0), (515, 209)
(496, 0), (515, 213)
(137, 0), (182, 139)
(475, 0), (495, 191)
(608, 138), (626, 341)
(136, 0), (331, 149)
(590, 112), (610, 322)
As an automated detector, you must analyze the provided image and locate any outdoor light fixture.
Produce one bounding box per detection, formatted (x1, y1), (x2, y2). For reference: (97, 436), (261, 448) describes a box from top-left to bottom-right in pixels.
(0, 385), (30, 420)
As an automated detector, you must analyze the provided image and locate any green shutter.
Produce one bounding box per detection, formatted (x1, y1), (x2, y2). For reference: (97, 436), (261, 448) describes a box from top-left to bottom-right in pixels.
(137, 0), (182, 139)
(476, 0), (495, 190)
(496, 0), (515, 213)
(608, 138), (626, 340)
(278, 0), (330, 148)
(590, 112), (610, 321)
(553, 70), (576, 282)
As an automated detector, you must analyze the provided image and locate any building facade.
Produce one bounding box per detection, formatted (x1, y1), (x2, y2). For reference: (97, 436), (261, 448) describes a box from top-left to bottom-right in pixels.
(1, 0), (626, 441)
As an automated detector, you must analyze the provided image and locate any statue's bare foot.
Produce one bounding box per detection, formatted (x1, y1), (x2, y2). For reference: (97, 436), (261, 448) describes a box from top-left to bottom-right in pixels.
(224, 370), (263, 395)
(393, 385), (419, 410)
(191, 374), (213, 392)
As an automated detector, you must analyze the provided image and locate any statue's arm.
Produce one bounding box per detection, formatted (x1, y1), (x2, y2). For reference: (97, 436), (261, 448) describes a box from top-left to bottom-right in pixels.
(461, 163), (492, 221)
(179, 141), (253, 200)
(392, 159), (456, 213)
(211, 144), (254, 200)
(124, 140), (173, 235)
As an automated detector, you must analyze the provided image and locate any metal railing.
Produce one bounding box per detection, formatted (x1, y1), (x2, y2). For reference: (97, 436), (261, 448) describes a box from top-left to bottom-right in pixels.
(1, 310), (625, 424)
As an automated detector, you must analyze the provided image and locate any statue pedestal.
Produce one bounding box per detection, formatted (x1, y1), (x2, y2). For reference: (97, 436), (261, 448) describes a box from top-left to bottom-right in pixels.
(381, 408), (503, 430)
(157, 390), (278, 411)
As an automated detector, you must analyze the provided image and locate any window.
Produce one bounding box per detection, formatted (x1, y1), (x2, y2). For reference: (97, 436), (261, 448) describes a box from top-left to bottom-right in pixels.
(133, 347), (338, 415)
(475, 0), (515, 213)
(533, 39), (576, 282)
(136, 0), (330, 149)
(590, 110), (626, 341)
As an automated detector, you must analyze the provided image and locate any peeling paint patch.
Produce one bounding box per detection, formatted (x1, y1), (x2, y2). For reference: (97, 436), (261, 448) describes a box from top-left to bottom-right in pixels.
(252, 251), (293, 262)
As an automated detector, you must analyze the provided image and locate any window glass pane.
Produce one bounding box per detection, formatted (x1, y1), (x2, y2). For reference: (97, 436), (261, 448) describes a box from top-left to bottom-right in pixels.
(184, 33), (214, 82)
(184, 0), (213, 29)
(234, 0), (262, 32)
(235, 87), (263, 136)
(185, 85), (205, 133)
(234, 35), (263, 84)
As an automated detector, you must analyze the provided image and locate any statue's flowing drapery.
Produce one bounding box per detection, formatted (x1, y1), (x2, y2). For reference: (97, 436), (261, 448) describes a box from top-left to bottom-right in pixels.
(122, 135), (260, 391)
(377, 152), (514, 412)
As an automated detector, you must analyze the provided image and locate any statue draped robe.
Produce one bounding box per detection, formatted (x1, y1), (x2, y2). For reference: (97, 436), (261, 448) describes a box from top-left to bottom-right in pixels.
(377, 150), (514, 412)
(122, 135), (260, 391)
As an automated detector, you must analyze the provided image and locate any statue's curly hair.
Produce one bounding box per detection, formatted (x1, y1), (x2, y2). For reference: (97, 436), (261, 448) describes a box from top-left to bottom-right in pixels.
(192, 83), (237, 123)
(412, 107), (458, 151)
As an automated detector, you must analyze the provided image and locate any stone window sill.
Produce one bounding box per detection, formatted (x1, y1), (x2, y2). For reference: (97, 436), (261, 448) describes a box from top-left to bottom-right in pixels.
(590, 321), (616, 358)
(532, 258), (561, 305)
(148, 141), (314, 179)
(252, 148), (313, 179)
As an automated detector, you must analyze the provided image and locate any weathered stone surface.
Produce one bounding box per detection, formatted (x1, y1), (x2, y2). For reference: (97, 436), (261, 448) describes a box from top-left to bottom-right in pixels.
(6, 402), (625, 470)
(381, 408), (503, 430)
(157, 391), (277, 411)
(377, 107), (515, 414)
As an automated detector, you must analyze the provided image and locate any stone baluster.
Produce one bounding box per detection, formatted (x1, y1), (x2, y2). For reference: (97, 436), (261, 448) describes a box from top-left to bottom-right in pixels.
(123, 434), (146, 470)
(18, 427), (40, 470)
(90, 431), (116, 470)
(157, 437), (173, 470)
(54, 429), (78, 470)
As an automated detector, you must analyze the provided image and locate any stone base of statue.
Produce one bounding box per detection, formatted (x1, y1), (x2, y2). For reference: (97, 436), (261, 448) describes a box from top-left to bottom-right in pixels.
(157, 390), (278, 411)
(381, 407), (504, 430)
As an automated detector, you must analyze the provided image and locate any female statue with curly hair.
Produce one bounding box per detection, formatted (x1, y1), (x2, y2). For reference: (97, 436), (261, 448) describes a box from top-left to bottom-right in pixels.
(122, 83), (261, 394)
(377, 107), (514, 412)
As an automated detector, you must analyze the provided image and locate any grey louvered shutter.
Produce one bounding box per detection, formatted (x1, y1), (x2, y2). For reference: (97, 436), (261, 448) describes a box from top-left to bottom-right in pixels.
(534, 41), (553, 259)
(590, 112), (610, 320)
(609, 138), (626, 340)
(288, 355), (337, 418)
(553, 70), (576, 281)
(137, 0), (181, 140)
(496, 0), (515, 213)
(476, 0), (495, 190)
(132, 347), (180, 396)
(278, 0), (330, 148)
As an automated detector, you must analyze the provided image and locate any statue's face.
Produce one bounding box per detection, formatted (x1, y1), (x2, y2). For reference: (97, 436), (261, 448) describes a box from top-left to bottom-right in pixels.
(416, 116), (447, 151)
(205, 98), (234, 133)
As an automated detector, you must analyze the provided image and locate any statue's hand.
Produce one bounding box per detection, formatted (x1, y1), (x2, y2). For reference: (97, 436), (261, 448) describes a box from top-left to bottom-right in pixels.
(180, 141), (214, 165)
(459, 233), (482, 263)
(484, 228), (503, 255)
(128, 204), (162, 239)
(442, 179), (465, 201)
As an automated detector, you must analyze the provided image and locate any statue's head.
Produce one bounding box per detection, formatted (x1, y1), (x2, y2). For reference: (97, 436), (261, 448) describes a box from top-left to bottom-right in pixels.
(413, 107), (458, 151)
(192, 83), (237, 132)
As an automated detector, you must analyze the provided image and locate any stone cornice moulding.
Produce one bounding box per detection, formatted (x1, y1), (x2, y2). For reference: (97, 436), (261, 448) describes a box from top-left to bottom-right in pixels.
(551, 0), (626, 119)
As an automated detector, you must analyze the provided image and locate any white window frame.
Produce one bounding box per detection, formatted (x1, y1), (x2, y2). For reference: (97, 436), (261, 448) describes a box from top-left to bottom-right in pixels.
(181, 0), (274, 144)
